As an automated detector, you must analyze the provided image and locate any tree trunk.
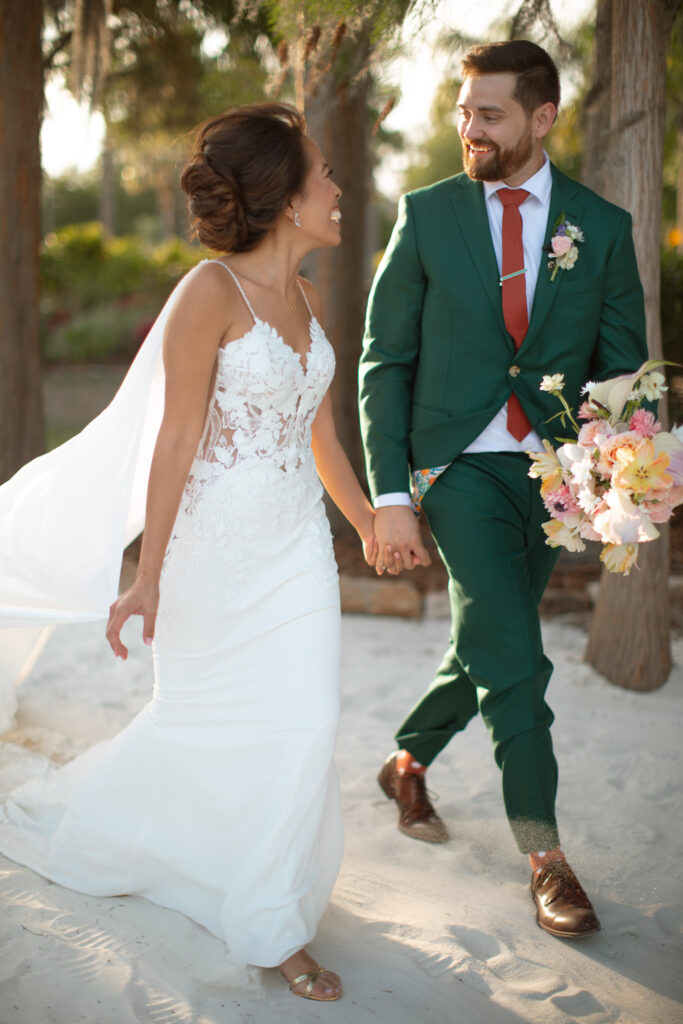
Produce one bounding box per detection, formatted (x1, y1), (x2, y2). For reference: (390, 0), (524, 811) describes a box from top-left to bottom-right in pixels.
(99, 120), (116, 235)
(305, 48), (372, 508)
(0, 0), (45, 484)
(584, 0), (676, 690)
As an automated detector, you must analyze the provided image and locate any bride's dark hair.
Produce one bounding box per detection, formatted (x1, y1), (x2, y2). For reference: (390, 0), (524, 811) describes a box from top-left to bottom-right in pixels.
(181, 103), (308, 254)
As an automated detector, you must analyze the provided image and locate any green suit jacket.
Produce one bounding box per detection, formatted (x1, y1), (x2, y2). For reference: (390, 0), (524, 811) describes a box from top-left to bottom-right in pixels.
(359, 164), (648, 500)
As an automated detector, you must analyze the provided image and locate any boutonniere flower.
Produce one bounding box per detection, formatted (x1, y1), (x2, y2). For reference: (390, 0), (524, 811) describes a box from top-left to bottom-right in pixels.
(545, 212), (584, 282)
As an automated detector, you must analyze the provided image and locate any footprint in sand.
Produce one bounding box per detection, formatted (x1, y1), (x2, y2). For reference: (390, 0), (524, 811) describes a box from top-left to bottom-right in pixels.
(551, 990), (606, 1017)
(653, 903), (683, 937)
(449, 924), (501, 961)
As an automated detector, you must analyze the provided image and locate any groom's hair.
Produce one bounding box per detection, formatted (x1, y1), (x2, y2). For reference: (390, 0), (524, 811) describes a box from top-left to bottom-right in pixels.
(461, 41), (560, 116)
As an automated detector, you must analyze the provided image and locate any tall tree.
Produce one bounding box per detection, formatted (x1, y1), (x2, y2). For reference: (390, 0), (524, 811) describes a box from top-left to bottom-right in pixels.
(582, 0), (682, 691)
(265, 2), (435, 484)
(0, 0), (45, 484)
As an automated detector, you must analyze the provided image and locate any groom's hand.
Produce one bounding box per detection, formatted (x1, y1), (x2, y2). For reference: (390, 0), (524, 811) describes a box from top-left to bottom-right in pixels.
(374, 506), (431, 575)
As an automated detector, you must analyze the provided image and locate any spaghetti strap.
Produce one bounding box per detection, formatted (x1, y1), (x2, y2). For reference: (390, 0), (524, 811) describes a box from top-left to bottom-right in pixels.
(297, 279), (315, 320)
(205, 260), (258, 323)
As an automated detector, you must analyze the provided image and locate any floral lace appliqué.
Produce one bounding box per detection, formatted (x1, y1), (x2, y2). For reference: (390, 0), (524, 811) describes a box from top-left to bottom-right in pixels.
(160, 317), (336, 601)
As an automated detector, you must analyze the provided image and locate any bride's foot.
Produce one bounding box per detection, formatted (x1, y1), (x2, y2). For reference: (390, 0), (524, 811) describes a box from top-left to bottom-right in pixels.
(279, 948), (343, 1001)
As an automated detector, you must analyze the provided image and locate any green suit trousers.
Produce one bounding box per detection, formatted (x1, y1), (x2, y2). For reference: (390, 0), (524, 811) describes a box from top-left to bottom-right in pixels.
(395, 453), (560, 854)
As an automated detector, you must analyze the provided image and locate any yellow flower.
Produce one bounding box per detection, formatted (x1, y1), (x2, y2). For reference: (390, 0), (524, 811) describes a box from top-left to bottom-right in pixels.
(542, 517), (586, 552)
(600, 542), (639, 575)
(611, 439), (672, 497)
(527, 441), (564, 496)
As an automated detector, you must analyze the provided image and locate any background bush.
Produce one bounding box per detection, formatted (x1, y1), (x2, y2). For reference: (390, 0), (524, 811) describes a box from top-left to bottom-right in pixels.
(40, 224), (202, 363)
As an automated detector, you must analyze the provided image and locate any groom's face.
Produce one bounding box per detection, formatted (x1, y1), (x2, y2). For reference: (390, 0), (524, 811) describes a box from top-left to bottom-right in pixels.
(457, 73), (539, 184)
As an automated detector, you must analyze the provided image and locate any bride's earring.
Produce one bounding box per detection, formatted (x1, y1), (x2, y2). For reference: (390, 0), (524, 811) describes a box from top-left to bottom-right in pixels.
(294, 213), (302, 228)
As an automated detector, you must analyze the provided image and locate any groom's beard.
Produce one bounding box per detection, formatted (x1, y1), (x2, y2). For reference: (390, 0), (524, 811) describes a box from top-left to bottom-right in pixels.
(461, 125), (534, 182)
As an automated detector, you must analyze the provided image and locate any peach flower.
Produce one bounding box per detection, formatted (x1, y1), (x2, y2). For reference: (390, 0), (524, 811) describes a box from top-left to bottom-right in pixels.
(551, 235), (573, 256)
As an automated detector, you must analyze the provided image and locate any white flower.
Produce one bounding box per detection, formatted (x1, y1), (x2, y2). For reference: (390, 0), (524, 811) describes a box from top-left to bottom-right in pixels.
(556, 245), (579, 270)
(565, 223), (584, 243)
(588, 374), (640, 424)
(540, 373), (565, 393)
(639, 371), (668, 402)
(593, 488), (660, 545)
(558, 443), (595, 487)
(581, 381), (597, 395)
(575, 479), (603, 515)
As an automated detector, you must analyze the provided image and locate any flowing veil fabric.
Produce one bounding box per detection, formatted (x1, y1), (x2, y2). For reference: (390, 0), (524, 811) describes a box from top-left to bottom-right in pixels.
(0, 275), (188, 731)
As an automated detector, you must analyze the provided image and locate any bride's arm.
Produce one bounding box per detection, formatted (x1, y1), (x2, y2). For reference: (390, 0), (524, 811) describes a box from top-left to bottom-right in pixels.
(106, 267), (232, 659)
(301, 279), (377, 566)
(311, 392), (377, 566)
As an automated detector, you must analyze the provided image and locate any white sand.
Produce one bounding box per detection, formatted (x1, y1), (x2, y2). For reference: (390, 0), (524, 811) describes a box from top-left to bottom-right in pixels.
(0, 610), (681, 1024)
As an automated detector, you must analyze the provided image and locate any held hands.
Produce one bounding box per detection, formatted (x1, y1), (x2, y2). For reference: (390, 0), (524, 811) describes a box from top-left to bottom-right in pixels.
(373, 505), (431, 576)
(106, 576), (160, 660)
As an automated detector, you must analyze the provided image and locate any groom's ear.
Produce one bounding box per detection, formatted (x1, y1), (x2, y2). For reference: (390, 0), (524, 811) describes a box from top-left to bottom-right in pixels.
(533, 101), (557, 140)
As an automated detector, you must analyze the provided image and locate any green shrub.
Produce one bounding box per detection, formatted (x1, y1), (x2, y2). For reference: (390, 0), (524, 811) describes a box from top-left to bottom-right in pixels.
(661, 248), (683, 422)
(41, 222), (200, 313)
(40, 223), (203, 363)
(42, 301), (159, 364)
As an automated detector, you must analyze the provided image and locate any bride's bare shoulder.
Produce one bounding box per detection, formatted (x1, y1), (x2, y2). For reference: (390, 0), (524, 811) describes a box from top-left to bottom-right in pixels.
(297, 276), (323, 322)
(174, 259), (238, 307)
(161, 260), (242, 357)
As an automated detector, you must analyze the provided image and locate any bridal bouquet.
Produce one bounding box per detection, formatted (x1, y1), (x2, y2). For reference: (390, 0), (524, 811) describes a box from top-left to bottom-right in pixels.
(527, 360), (683, 575)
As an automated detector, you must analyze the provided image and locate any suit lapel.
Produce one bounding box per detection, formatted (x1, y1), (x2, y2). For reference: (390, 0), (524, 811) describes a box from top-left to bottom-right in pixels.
(519, 164), (585, 355)
(449, 179), (509, 340)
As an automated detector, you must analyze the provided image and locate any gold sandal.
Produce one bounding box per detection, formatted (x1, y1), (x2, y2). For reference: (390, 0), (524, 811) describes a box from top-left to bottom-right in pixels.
(288, 966), (343, 1001)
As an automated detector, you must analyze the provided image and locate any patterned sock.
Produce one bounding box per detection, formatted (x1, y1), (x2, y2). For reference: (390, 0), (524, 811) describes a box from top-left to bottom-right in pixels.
(529, 846), (566, 874)
(395, 749), (426, 776)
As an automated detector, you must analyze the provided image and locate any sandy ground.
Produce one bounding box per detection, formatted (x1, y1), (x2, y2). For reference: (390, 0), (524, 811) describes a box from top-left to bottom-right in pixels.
(0, 610), (681, 1024)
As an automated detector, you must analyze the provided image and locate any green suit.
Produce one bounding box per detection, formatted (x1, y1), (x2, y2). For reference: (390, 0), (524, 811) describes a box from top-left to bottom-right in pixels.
(359, 164), (647, 852)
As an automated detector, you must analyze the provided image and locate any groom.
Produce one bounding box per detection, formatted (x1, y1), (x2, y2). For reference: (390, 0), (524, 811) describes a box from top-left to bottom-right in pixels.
(359, 40), (648, 937)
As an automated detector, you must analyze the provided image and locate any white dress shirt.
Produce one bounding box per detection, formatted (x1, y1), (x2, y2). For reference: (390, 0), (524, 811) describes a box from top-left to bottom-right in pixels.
(375, 154), (551, 509)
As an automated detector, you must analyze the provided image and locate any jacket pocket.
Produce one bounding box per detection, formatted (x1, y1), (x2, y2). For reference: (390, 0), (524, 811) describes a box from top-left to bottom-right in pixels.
(556, 273), (603, 296)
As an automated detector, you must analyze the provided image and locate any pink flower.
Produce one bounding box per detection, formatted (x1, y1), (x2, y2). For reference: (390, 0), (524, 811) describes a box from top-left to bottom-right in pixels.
(641, 496), (677, 523)
(551, 234), (573, 256)
(628, 409), (661, 439)
(543, 484), (582, 521)
(596, 431), (641, 479)
(578, 401), (599, 421)
(578, 419), (616, 449)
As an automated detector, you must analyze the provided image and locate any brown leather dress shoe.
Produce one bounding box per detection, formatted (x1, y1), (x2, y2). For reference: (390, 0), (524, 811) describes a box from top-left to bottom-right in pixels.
(531, 861), (601, 938)
(377, 752), (449, 843)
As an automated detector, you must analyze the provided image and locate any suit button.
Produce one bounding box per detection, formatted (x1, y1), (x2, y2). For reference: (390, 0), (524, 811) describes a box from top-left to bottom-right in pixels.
(509, 365), (521, 377)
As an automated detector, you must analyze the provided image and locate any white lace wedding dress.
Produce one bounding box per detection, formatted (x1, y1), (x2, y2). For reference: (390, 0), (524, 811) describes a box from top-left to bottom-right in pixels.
(0, 262), (343, 968)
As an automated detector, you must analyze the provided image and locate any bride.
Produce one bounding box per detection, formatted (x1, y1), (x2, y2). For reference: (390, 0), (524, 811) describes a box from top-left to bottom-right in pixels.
(0, 103), (378, 1002)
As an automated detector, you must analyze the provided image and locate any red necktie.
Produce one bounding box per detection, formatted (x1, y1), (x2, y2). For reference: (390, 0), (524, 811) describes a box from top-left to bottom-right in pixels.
(497, 187), (532, 442)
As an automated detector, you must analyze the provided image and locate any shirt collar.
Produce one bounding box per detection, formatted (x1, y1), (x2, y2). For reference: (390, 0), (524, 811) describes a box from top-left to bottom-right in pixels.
(483, 151), (552, 206)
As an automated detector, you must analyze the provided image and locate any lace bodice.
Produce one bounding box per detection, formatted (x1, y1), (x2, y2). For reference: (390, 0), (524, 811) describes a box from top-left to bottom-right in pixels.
(195, 317), (331, 476)
(183, 262), (335, 506)
(159, 261), (338, 602)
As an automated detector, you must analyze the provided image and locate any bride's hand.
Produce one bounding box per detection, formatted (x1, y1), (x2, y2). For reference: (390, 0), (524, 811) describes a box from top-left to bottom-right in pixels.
(362, 532), (378, 566)
(358, 512), (378, 567)
(106, 577), (160, 660)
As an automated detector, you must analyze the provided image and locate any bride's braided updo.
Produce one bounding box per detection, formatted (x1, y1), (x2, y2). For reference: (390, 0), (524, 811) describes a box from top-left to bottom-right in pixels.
(181, 104), (308, 254)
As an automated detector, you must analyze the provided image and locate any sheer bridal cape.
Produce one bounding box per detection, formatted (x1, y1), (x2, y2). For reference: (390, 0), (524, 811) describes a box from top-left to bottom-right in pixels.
(0, 275), (182, 731)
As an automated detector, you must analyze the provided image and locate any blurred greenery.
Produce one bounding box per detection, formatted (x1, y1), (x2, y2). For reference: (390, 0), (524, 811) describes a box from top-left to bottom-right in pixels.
(43, 170), (160, 239)
(662, 248), (683, 422)
(40, 223), (202, 363)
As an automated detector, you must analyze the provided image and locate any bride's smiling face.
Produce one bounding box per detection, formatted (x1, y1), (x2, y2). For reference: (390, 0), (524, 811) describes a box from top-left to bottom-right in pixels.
(291, 138), (342, 247)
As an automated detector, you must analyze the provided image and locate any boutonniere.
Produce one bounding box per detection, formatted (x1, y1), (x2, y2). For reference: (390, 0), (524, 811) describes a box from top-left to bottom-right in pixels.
(544, 212), (584, 282)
